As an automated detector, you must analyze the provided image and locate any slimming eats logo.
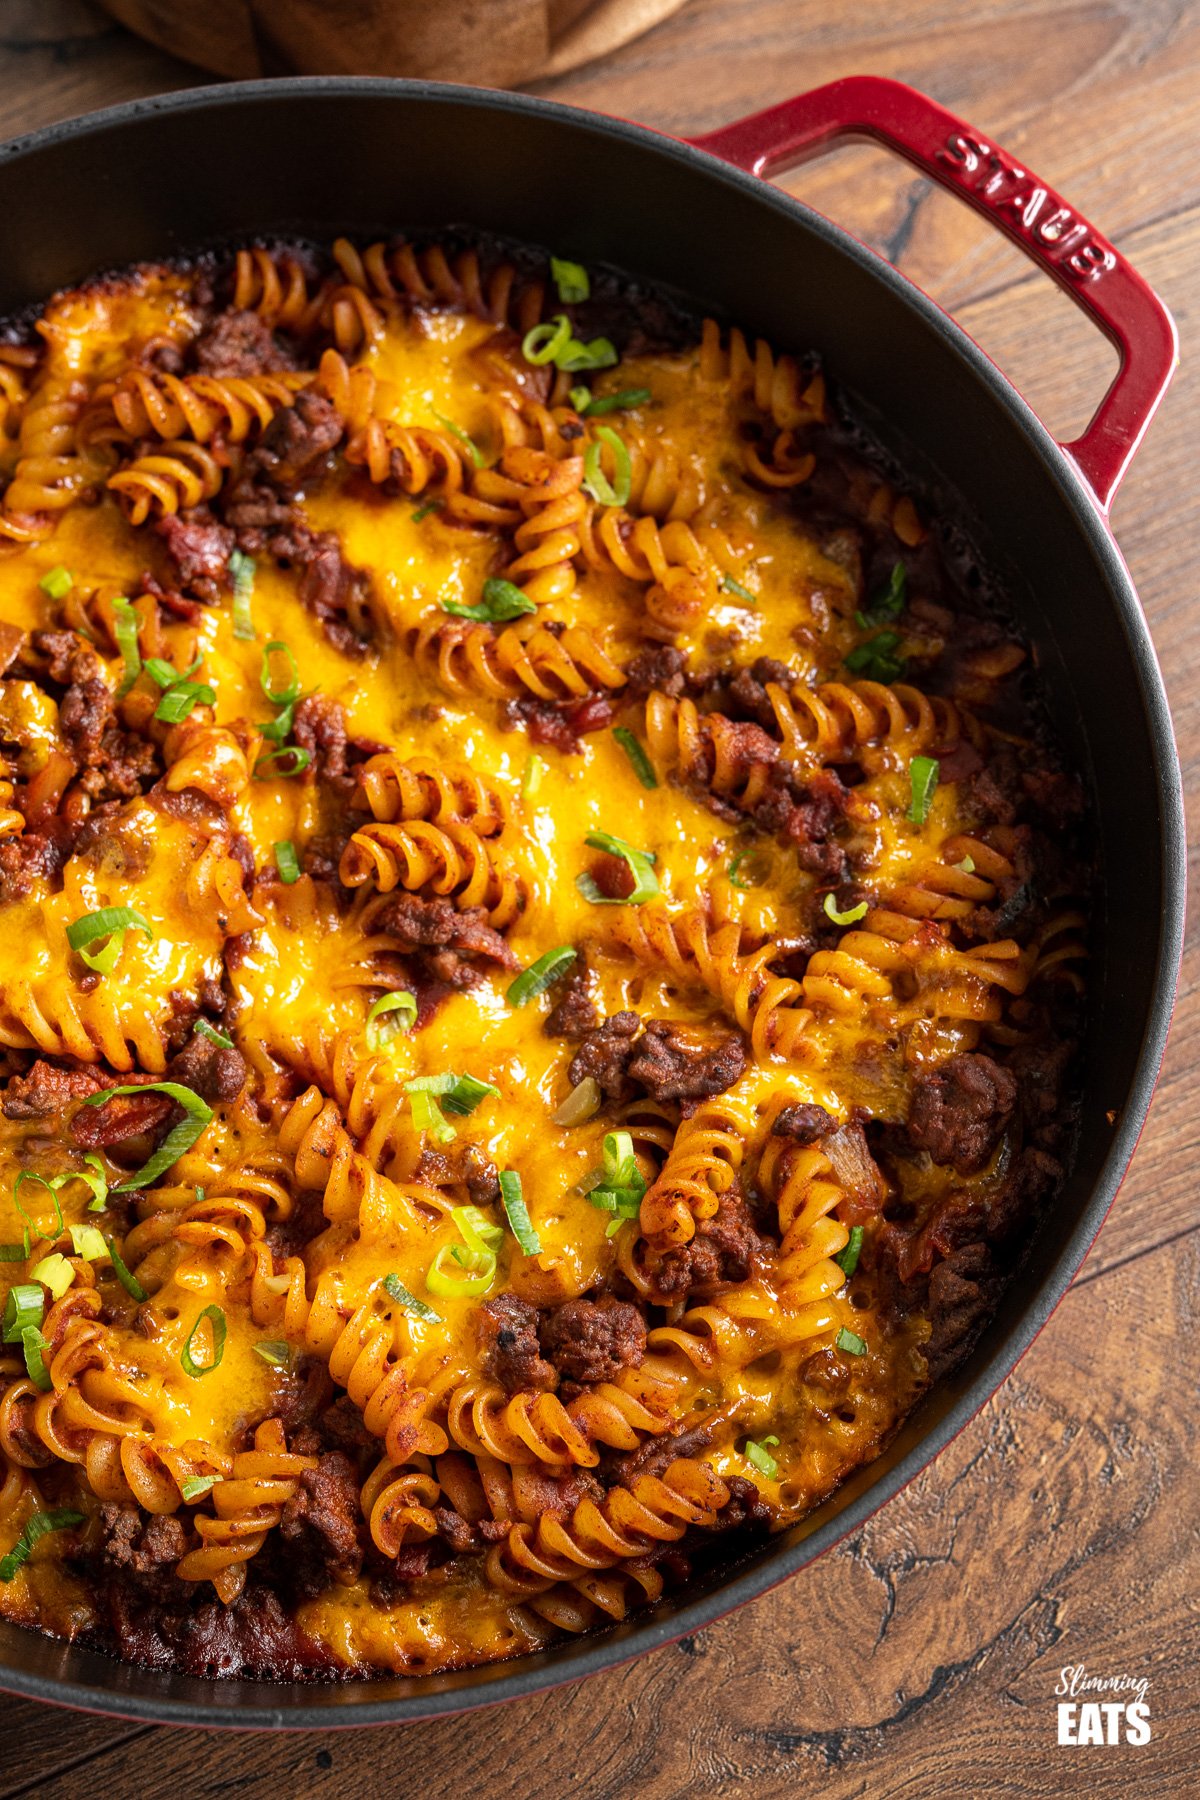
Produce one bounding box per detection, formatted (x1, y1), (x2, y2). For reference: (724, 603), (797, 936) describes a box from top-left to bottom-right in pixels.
(1056, 1664), (1151, 1745)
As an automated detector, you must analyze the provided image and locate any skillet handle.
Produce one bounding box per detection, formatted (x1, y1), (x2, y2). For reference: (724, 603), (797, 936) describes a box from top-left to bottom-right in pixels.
(687, 75), (1177, 513)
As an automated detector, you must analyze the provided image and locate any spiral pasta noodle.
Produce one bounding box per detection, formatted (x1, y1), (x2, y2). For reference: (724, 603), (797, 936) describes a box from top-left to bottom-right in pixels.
(331, 237), (545, 335)
(698, 318), (828, 432)
(176, 1420), (318, 1603)
(403, 612), (627, 702)
(0, 376), (104, 541)
(107, 439), (226, 523)
(232, 246), (325, 332)
(0, 230), (1088, 1682)
(765, 678), (973, 770)
(337, 819), (525, 927)
(602, 904), (819, 1065)
(89, 368), (306, 448)
(485, 1456), (731, 1592)
(351, 753), (507, 835)
(645, 693), (779, 810)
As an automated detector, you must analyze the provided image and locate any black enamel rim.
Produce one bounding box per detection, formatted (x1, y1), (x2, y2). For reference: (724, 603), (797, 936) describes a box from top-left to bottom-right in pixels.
(0, 76), (1185, 1729)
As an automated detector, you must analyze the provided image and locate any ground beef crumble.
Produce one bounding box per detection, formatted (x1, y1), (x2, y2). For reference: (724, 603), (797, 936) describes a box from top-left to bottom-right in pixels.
(374, 893), (519, 986)
(279, 1452), (363, 1589)
(906, 1052), (1018, 1173)
(539, 1297), (647, 1387)
(567, 1013), (747, 1106)
(156, 512), (234, 598)
(0, 236), (1094, 1680)
(646, 1185), (770, 1302)
(193, 307), (299, 378)
(477, 1294), (558, 1394)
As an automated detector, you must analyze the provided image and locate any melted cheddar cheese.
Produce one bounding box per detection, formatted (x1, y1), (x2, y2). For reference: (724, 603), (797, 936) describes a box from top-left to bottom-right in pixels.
(0, 238), (1086, 1680)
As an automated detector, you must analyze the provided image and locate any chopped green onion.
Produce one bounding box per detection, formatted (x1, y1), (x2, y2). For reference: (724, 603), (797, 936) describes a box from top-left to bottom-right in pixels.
(583, 388), (651, 418)
(607, 1130), (638, 1173)
(551, 257), (590, 303)
(257, 711), (293, 746)
(30, 1255), (73, 1300)
(411, 498), (442, 523)
(193, 1018), (234, 1050)
(443, 1075), (498, 1117)
(13, 1172), (64, 1254)
(405, 1072), (457, 1095)
(252, 1340), (291, 1367)
(443, 578), (537, 624)
(451, 1205), (504, 1259)
(253, 746), (312, 780)
(80, 1082), (213, 1192)
(612, 726), (657, 789)
(958, 853), (976, 874)
(15, 1158), (107, 1225)
(408, 1088), (455, 1146)
(720, 573), (756, 604)
(576, 830), (659, 906)
(181, 1474), (221, 1501)
(229, 548), (256, 640)
(181, 1304), (226, 1379)
(382, 1273), (442, 1324)
(835, 1225), (864, 1278)
(366, 990), (418, 1050)
(499, 1170), (540, 1256)
(154, 680), (215, 724)
(257, 646), (306, 742)
(521, 315), (618, 374)
(110, 597), (142, 699)
(521, 315), (573, 366)
(560, 334), (618, 373)
(105, 1236), (146, 1301)
(142, 656), (185, 690)
(273, 840), (301, 885)
(521, 753), (546, 800)
(0, 1245), (25, 1262)
(2, 1283), (43, 1343)
(405, 1072), (498, 1118)
(906, 756), (940, 826)
(744, 1435), (780, 1478)
(259, 640), (301, 708)
(823, 893), (868, 927)
(0, 1508), (83, 1580)
(855, 561), (907, 629)
(582, 426), (631, 508)
(77, 1153), (108, 1213)
(506, 946), (577, 1008)
(835, 1327), (867, 1356)
(39, 566), (73, 600)
(568, 386), (591, 413)
(17, 1332), (50, 1382)
(66, 906), (153, 977)
(585, 1130), (647, 1235)
(845, 631), (906, 683)
(21, 1327), (51, 1392)
(431, 410), (485, 469)
(425, 1243), (495, 1298)
(67, 1223), (109, 1262)
(728, 847), (771, 890)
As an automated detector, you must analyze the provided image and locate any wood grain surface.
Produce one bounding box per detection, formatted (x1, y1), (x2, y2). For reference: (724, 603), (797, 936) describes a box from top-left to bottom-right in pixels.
(0, 0), (1195, 1792)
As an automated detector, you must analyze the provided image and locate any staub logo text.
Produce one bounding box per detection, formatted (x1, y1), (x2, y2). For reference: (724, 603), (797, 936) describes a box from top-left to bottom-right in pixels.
(936, 133), (1117, 283)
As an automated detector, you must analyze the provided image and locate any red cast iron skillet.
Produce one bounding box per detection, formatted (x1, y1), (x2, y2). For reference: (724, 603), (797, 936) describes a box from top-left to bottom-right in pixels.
(0, 74), (1183, 1727)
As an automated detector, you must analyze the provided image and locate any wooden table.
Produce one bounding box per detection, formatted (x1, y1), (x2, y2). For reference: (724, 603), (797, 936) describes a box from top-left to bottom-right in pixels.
(1, 1), (1195, 1793)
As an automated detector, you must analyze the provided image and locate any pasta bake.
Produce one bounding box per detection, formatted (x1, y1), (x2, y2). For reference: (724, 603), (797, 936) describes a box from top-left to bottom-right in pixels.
(0, 237), (1088, 1678)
